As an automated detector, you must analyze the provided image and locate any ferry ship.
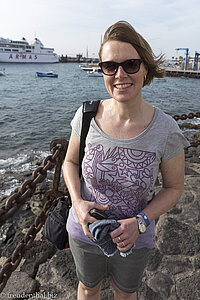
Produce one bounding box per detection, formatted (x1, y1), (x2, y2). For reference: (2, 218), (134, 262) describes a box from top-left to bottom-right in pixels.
(0, 37), (59, 63)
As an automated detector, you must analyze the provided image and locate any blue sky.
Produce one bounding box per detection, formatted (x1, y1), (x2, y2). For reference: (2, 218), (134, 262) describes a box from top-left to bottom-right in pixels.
(1, 0), (200, 59)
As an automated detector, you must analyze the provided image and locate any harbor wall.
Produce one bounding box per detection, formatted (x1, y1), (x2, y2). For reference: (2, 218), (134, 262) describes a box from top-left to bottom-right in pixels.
(165, 68), (200, 79)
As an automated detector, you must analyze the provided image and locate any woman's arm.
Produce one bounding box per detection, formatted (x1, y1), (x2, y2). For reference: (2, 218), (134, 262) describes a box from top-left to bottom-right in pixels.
(142, 149), (185, 222)
(63, 131), (81, 201)
(63, 131), (108, 237)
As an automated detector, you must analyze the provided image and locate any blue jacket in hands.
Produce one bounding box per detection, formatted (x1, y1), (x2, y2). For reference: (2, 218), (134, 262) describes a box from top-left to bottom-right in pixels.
(89, 219), (135, 257)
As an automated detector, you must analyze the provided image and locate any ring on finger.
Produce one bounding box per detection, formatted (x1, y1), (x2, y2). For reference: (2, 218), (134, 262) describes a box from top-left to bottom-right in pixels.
(118, 236), (121, 242)
(122, 241), (125, 247)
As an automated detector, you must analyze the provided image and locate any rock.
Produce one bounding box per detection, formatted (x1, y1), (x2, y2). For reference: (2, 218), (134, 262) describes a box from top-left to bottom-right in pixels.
(20, 238), (57, 277)
(0, 223), (15, 243)
(36, 249), (78, 298)
(176, 271), (200, 299)
(138, 282), (162, 300)
(161, 255), (193, 275)
(191, 253), (200, 270)
(194, 132), (200, 141)
(146, 248), (163, 272)
(0, 232), (25, 258)
(147, 272), (173, 298)
(156, 216), (200, 256)
(3, 271), (37, 297)
(185, 162), (200, 176)
(179, 122), (200, 130)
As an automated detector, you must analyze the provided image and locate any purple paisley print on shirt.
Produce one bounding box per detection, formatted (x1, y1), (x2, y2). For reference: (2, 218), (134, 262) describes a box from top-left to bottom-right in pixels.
(82, 144), (156, 219)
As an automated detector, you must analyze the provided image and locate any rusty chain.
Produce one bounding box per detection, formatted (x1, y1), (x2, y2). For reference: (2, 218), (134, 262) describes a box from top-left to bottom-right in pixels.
(0, 138), (68, 292)
(0, 138), (68, 228)
(173, 112), (200, 149)
(173, 112), (200, 121)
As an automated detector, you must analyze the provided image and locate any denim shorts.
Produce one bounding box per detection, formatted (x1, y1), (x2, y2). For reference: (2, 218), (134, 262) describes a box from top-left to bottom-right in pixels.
(69, 235), (152, 293)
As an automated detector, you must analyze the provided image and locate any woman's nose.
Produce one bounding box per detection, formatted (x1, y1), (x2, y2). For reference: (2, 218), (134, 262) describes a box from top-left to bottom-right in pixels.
(115, 65), (127, 78)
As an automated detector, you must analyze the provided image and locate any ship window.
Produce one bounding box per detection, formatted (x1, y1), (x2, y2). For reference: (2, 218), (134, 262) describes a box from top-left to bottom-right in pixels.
(0, 48), (3, 51)
(12, 49), (19, 52)
(26, 50), (31, 52)
(5, 48), (11, 51)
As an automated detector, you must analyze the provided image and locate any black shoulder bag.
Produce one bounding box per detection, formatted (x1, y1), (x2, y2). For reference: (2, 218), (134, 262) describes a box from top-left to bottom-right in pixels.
(43, 100), (100, 250)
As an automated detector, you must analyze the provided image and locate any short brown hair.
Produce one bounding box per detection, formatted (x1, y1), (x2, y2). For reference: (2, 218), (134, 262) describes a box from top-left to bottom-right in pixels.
(99, 21), (165, 86)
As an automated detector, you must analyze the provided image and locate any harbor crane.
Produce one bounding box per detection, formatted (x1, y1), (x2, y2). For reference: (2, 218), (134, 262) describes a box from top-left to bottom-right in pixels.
(175, 48), (189, 70)
(193, 51), (200, 70)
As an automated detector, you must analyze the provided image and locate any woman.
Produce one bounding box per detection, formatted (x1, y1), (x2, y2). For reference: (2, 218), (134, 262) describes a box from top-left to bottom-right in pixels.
(63, 21), (189, 300)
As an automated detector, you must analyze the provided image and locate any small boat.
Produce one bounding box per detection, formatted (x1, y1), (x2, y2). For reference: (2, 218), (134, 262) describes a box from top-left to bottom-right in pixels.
(87, 68), (103, 77)
(36, 71), (58, 78)
(79, 63), (99, 71)
(0, 68), (5, 76)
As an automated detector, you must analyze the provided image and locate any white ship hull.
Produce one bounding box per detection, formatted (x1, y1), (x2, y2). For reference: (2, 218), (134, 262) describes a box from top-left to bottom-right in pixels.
(0, 37), (59, 63)
(0, 52), (59, 63)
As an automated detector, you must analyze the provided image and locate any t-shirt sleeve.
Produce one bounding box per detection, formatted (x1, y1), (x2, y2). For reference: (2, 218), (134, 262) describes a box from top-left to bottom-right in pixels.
(162, 120), (190, 162)
(70, 105), (83, 139)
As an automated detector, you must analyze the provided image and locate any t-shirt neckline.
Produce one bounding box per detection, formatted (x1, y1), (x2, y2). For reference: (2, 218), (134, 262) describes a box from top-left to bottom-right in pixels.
(91, 106), (158, 143)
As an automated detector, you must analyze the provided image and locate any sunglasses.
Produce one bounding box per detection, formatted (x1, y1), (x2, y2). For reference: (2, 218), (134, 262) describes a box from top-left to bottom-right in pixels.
(99, 59), (143, 76)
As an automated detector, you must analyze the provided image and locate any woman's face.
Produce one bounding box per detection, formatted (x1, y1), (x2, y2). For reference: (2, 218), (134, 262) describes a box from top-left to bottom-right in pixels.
(101, 41), (147, 103)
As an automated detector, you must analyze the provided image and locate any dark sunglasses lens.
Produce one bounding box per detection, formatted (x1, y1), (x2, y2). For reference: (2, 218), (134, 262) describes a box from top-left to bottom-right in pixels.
(123, 60), (140, 73)
(101, 62), (117, 75)
(100, 59), (142, 75)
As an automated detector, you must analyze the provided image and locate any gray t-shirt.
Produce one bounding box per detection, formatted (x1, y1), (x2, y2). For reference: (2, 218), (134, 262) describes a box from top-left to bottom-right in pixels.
(66, 104), (190, 249)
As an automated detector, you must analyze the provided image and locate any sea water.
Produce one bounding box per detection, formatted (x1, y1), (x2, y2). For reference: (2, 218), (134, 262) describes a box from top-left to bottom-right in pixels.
(0, 63), (199, 197)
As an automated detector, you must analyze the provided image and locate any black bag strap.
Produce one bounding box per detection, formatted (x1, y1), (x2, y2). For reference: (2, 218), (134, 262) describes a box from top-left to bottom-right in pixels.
(79, 100), (100, 177)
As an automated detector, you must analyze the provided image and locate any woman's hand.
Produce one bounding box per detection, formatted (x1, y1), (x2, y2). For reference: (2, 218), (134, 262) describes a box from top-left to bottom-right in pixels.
(110, 218), (139, 251)
(73, 199), (109, 238)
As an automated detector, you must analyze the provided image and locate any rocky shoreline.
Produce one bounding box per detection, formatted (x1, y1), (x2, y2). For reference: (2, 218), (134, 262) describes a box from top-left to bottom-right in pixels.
(0, 143), (200, 299)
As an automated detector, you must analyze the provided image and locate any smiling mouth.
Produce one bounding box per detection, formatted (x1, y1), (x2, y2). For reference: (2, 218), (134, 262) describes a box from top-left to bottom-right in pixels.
(114, 83), (132, 89)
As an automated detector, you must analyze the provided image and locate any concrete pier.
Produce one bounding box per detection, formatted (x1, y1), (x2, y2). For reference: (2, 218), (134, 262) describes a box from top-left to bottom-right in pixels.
(165, 67), (200, 79)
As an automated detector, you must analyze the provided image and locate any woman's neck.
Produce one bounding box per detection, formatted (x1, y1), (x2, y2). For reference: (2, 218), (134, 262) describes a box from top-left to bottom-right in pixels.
(109, 97), (151, 122)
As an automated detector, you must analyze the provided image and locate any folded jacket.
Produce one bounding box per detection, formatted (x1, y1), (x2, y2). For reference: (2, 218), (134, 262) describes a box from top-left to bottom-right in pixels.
(89, 219), (135, 257)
